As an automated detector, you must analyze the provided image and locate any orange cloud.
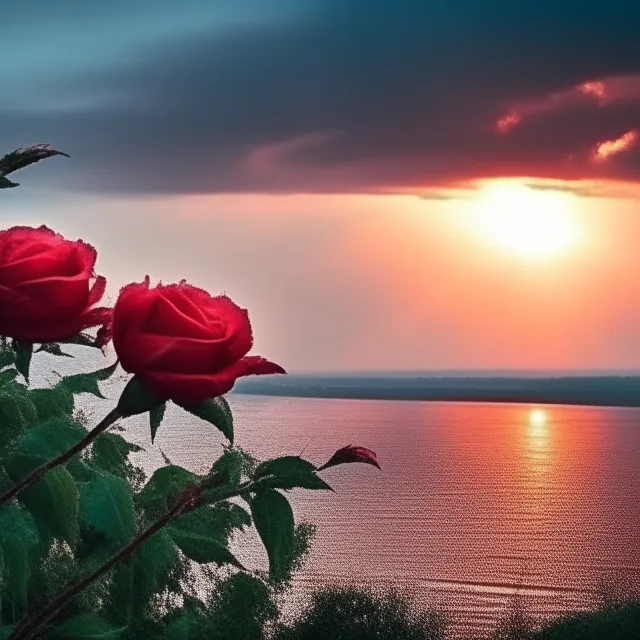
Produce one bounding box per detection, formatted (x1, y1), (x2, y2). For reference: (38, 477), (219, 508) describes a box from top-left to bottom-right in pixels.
(495, 74), (640, 134)
(592, 129), (639, 162)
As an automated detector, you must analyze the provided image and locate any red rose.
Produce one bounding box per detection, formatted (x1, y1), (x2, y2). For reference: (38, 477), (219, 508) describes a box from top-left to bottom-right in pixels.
(112, 277), (285, 404)
(0, 225), (112, 344)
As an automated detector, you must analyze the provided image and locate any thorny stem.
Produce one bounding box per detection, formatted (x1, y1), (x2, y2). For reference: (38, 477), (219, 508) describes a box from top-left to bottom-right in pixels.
(9, 478), (262, 640)
(0, 408), (122, 509)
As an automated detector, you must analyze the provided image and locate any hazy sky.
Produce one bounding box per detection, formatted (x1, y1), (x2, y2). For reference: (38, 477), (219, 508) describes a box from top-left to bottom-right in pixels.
(2, 1), (640, 372)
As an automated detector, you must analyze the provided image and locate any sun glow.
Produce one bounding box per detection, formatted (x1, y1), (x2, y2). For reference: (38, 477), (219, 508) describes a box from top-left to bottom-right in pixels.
(474, 182), (579, 258)
(529, 409), (548, 429)
(528, 408), (549, 441)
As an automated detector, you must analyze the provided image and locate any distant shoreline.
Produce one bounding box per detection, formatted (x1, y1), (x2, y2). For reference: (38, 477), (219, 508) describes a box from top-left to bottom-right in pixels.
(233, 375), (640, 408)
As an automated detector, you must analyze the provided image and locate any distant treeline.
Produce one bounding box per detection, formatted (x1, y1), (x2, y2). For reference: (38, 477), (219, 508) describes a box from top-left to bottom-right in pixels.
(233, 375), (640, 408)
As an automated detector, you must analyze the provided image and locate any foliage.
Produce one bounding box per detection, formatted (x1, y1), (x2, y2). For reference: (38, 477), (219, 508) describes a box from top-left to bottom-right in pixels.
(0, 328), (372, 640)
(489, 591), (640, 640)
(0, 145), (69, 189)
(531, 600), (640, 639)
(273, 585), (448, 640)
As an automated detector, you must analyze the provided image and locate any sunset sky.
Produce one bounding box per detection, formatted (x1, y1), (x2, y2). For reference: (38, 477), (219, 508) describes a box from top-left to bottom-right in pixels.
(2, 1), (640, 373)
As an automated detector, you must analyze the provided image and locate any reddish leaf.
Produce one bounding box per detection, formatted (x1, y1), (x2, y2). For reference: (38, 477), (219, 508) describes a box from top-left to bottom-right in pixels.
(318, 445), (380, 471)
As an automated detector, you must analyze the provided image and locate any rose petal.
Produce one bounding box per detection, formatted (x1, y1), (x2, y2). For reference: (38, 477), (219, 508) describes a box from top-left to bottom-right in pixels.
(208, 296), (253, 361)
(142, 355), (286, 404)
(87, 275), (107, 307)
(0, 226), (57, 263)
(0, 245), (77, 285)
(81, 306), (113, 330)
(113, 278), (157, 364)
(13, 275), (91, 317)
(0, 284), (83, 339)
(160, 283), (210, 325)
(117, 333), (228, 374)
(144, 294), (216, 340)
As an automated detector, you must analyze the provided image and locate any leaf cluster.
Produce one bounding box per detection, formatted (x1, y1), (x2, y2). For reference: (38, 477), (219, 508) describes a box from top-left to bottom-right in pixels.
(0, 347), (327, 639)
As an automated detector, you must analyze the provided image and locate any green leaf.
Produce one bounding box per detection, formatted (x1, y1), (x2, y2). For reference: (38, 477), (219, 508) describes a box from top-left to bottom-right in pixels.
(254, 456), (333, 491)
(13, 341), (33, 383)
(61, 361), (119, 398)
(135, 465), (199, 521)
(0, 369), (18, 388)
(5, 380), (28, 395)
(0, 144), (69, 177)
(149, 402), (166, 442)
(116, 375), (164, 418)
(35, 342), (74, 358)
(18, 464), (79, 544)
(110, 530), (179, 621)
(79, 471), (136, 546)
(16, 392), (39, 427)
(91, 433), (142, 479)
(175, 396), (233, 443)
(0, 175), (18, 189)
(58, 333), (101, 349)
(0, 505), (39, 618)
(30, 384), (75, 421)
(167, 504), (249, 568)
(65, 458), (96, 484)
(3, 417), (85, 542)
(209, 449), (244, 489)
(0, 344), (15, 369)
(165, 612), (201, 640)
(0, 391), (38, 447)
(54, 613), (126, 639)
(12, 416), (87, 460)
(250, 489), (295, 580)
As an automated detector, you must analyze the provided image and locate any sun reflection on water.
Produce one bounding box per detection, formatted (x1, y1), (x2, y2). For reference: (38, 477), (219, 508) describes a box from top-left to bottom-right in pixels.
(525, 408), (551, 486)
(528, 408), (548, 436)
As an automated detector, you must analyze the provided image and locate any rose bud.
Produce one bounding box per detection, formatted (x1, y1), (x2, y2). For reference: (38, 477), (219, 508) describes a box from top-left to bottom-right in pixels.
(318, 445), (381, 471)
(0, 225), (112, 344)
(112, 278), (285, 405)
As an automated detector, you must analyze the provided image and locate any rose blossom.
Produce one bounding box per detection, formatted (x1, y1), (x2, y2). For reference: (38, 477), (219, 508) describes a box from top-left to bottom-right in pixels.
(112, 277), (285, 404)
(0, 225), (112, 344)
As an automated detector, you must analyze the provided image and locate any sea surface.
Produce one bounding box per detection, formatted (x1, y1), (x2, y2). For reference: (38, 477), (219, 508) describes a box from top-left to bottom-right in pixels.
(162, 394), (640, 638)
(29, 358), (640, 638)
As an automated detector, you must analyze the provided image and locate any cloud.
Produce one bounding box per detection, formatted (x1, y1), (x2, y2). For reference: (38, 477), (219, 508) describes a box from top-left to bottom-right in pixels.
(3, 0), (640, 194)
(592, 129), (639, 161)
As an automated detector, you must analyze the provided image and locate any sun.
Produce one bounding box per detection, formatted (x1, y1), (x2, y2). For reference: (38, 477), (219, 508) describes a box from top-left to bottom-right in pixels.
(473, 181), (579, 258)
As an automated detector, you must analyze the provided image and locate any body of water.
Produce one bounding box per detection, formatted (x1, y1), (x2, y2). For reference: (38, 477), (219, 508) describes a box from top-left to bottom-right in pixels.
(155, 394), (640, 638)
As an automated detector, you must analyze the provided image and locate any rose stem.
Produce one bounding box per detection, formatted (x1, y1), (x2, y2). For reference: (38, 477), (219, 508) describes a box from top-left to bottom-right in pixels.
(9, 478), (262, 640)
(0, 408), (122, 509)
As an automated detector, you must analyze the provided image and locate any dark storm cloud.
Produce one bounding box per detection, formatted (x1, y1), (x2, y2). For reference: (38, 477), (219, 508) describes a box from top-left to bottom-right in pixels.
(3, 0), (640, 194)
